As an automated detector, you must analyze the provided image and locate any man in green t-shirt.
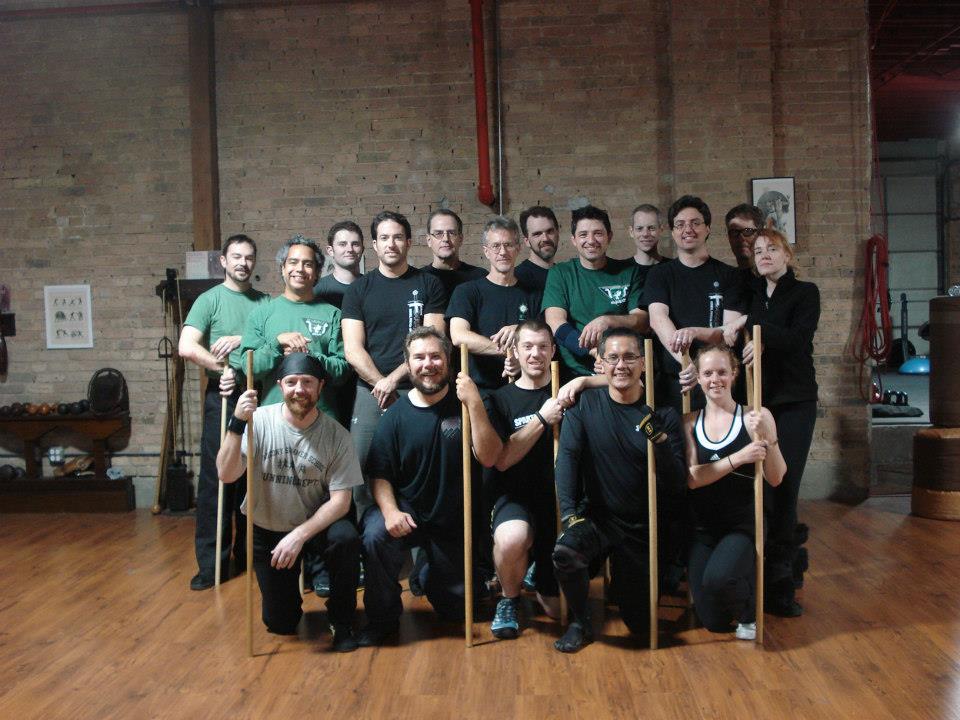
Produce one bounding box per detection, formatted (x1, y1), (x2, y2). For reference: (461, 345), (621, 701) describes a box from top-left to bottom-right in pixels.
(542, 205), (649, 382)
(179, 234), (269, 591)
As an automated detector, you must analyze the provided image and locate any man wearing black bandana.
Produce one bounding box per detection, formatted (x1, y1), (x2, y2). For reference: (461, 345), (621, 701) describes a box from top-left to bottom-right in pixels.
(217, 353), (364, 652)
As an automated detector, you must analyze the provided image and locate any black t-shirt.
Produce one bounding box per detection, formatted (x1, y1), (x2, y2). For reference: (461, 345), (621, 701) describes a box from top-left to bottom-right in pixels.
(341, 267), (447, 388)
(421, 262), (486, 306)
(365, 391), (476, 536)
(641, 257), (743, 374)
(690, 404), (758, 538)
(555, 388), (685, 530)
(632, 260), (659, 289)
(514, 259), (550, 293)
(446, 278), (541, 389)
(313, 273), (352, 310)
(484, 383), (554, 506)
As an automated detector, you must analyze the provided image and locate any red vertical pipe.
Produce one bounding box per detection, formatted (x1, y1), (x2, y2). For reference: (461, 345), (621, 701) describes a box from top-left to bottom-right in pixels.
(469, 0), (495, 206)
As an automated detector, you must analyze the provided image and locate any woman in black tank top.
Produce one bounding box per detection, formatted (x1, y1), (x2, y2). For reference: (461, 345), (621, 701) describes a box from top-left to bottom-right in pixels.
(681, 345), (785, 639)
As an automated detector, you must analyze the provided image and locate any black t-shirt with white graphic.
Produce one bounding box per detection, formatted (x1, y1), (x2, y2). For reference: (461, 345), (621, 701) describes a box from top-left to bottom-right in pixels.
(447, 278), (541, 389)
(341, 267), (447, 388)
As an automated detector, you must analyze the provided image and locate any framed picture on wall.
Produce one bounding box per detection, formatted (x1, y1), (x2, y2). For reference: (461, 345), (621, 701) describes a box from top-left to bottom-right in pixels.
(44, 284), (93, 349)
(751, 176), (796, 244)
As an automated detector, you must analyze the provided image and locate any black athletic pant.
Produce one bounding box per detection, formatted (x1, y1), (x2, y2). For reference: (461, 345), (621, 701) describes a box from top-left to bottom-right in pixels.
(361, 502), (470, 624)
(766, 400), (817, 600)
(688, 530), (755, 632)
(552, 517), (659, 636)
(195, 385), (246, 582)
(252, 519), (360, 634)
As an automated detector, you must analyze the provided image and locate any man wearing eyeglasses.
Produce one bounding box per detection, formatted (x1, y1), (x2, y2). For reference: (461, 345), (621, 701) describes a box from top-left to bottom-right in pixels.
(421, 209), (486, 301)
(341, 211), (447, 517)
(724, 204), (765, 272)
(448, 216), (540, 392)
(551, 328), (685, 653)
(542, 205), (648, 383)
(642, 195), (744, 412)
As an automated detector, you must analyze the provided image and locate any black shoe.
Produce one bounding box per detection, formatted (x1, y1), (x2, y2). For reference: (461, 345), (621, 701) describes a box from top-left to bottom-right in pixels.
(356, 622), (399, 648)
(190, 573), (214, 591)
(330, 623), (359, 653)
(766, 597), (803, 617)
(554, 621), (594, 653)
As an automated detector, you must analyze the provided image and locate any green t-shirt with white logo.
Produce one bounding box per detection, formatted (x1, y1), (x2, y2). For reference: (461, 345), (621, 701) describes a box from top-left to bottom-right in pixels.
(232, 295), (348, 421)
(541, 256), (642, 377)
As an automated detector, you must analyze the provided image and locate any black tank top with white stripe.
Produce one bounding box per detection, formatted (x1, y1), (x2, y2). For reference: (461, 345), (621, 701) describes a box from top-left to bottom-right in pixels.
(691, 404), (756, 537)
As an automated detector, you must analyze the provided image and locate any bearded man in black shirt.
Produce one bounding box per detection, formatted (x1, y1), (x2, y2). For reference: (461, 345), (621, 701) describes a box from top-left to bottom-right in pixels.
(552, 328), (685, 653)
(358, 327), (501, 646)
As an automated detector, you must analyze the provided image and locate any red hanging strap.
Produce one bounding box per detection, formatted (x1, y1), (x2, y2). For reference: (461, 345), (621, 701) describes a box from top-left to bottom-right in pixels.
(852, 234), (893, 400)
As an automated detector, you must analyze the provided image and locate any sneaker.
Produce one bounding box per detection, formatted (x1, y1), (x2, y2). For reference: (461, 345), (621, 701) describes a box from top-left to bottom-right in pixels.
(736, 622), (757, 641)
(190, 573), (214, 591)
(312, 574), (331, 598)
(330, 623), (359, 653)
(491, 597), (520, 640)
(521, 562), (536, 592)
(356, 622), (399, 648)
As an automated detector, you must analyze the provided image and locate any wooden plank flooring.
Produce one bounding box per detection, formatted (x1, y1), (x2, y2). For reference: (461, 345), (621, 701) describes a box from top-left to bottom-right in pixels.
(1, 498), (958, 719)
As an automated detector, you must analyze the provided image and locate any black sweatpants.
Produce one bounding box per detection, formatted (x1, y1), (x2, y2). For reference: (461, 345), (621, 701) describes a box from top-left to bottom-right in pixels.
(252, 519), (360, 634)
(688, 530), (755, 632)
(195, 385), (246, 582)
(766, 400), (817, 600)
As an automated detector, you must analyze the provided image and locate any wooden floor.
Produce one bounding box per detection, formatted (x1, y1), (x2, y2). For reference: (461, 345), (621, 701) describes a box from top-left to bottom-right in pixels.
(1, 498), (958, 719)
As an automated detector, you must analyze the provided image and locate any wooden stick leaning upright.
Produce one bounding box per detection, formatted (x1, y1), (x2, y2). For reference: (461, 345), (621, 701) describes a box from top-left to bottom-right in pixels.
(645, 339), (658, 650)
(550, 360), (567, 626)
(752, 326), (764, 645)
(681, 351), (692, 415)
(460, 344), (475, 648)
(245, 350), (255, 658)
(745, 329), (755, 405)
(215, 394), (227, 588)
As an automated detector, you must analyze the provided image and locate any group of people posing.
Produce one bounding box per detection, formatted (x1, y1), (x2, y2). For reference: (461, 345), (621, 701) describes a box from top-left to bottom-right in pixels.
(178, 194), (819, 654)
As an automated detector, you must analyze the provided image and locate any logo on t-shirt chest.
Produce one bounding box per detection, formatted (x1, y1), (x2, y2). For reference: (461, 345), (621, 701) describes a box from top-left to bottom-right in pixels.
(440, 416), (462, 440)
(514, 413), (537, 429)
(598, 285), (629, 307)
(303, 318), (330, 338)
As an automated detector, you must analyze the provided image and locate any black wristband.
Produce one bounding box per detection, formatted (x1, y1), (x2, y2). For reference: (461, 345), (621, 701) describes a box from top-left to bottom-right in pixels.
(535, 411), (549, 429)
(227, 415), (247, 435)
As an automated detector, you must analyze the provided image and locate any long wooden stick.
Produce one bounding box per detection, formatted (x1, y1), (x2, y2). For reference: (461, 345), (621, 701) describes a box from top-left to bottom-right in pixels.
(460, 344), (474, 648)
(506, 346), (515, 384)
(245, 351), (255, 657)
(752, 326), (764, 645)
(745, 329), (754, 405)
(645, 339), (658, 650)
(215, 395), (227, 588)
(681, 351), (692, 415)
(550, 360), (566, 626)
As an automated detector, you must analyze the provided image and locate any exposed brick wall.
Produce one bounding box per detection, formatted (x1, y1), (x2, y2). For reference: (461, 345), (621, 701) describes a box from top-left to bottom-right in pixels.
(0, 0), (872, 503)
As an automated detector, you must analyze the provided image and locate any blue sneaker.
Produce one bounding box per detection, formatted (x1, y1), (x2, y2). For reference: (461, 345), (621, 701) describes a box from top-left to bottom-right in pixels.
(491, 597), (520, 639)
(521, 562), (536, 593)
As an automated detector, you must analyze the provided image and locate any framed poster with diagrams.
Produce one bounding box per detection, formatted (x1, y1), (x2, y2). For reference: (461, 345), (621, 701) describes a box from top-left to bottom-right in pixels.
(751, 176), (797, 244)
(44, 284), (94, 349)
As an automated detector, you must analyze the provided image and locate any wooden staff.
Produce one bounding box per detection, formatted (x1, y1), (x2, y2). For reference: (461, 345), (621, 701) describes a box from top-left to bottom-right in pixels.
(752, 326), (764, 645)
(245, 351), (255, 657)
(460, 344), (474, 648)
(550, 360), (567, 625)
(681, 351), (692, 415)
(645, 339), (658, 650)
(745, 329), (754, 403)
(215, 395), (227, 588)
(506, 346), (515, 384)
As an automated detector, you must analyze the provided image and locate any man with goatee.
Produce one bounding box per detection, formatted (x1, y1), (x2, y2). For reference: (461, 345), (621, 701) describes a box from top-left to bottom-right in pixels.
(217, 353), (364, 652)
